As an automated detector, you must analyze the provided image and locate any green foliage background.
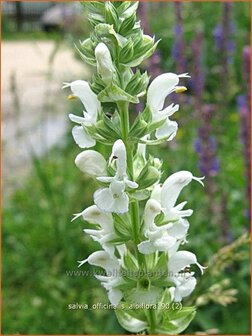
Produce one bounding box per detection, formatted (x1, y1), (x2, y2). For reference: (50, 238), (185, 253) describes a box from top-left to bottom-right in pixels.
(2, 1), (250, 334)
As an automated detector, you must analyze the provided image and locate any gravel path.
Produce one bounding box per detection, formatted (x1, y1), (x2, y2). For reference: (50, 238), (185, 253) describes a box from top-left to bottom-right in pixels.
(2, 40), (90, 197)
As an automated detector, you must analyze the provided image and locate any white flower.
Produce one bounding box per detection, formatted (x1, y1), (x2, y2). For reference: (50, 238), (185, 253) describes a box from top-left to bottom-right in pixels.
(78, 250), (123, 305)
(147, 73), (190, 140)
(168, 250), (206, 302)
(95, 42), (115, 84)
(138, 199), (187, 254)
(169, 274), (197, 302)
(155, 170), (205, 222)
(94, 139), (138, 214)
(168, 250), (206, 275)
(63, 80), (101, 148)
(138, 171), (204, 255)
(75, 150), (106, 177)
(72, 205), (116, 256)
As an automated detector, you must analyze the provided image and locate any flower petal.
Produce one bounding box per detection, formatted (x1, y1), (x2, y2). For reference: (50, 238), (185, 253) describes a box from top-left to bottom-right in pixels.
(69, 113), (86, 124)
(173, 276), (197, 302)
(138, 240), (156, 254)
(168, 219), (190, 240)
(110, 140), (127, 178)
(82, 205), (113, 230)
(85, 250), (119, 274)
(75, 150), (106, 176)
(108, 288), (123, 305)
(154, 233), (177, 251)
(161, 171), (193, 210)
(94, 188), (114, 212)
(68, 80), (101, 117)
(72, 125), (96, 148)
(147, 73), (179, 111)
(161, 103), (179, 117)
(169, 250), (204, 274)
(155, 119), (178, 140)
(125, 179), (138, 189)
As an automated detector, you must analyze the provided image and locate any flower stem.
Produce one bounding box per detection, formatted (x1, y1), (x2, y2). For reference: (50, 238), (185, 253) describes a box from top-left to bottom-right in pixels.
(148, 308), (157, 334)
(117, 101), (145, 267)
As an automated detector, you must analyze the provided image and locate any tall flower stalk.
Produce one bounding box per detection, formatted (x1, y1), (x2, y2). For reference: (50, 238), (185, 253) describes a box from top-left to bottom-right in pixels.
(64, 2), (205, 334)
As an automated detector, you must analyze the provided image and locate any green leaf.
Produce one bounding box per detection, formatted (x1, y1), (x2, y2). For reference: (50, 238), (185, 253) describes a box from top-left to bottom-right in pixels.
(119, 12), (136, 36)
(119, 38), (135, 64)
(147, 117), (167, 134)
(123, 252), (139, 272)
(115, 306), (148, 333)
(94, 23), (127, 48)
(118, 2), (139, 19)
(157, 305), (196, 335)
(75, 44), (96, 66)
(104, 2), (120, 29)
(136, 164), (161, 190)
(141, 105), (152, 123)
(113, 213), (132, 238)
(125, 39), (160, 67)
(129, 117), (148, 139)
(125, 70), (149, 97)
(79, 38), (95, 59)
(82, 2), (105, 15)
(98, 83), (139, 103)
(101, 113), (121, 136)
(129, 190), (150, 201)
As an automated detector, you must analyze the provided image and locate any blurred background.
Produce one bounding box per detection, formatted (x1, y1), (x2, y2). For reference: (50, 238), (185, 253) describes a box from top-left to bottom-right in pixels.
(2, 1), (251, 334)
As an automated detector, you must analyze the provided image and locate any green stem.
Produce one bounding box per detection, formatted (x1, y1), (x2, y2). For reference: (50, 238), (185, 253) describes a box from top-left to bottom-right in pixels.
(148, 309), (157, 334)
(117, 101), (145, 267)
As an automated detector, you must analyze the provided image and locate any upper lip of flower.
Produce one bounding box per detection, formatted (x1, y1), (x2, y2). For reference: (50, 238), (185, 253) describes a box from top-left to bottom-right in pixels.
(145, 72), (191, 141)
(63, 80), (101, 149)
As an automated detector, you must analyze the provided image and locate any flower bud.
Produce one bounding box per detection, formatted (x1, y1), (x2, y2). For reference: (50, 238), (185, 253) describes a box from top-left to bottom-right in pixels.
(136, 165), (161, 190)
(95, 42), (115, 84)
(75, 150), (106, 177)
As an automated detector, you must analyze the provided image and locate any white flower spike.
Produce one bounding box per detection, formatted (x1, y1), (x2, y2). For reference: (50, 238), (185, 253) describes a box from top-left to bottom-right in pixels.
(66, 3), (206, 331)
(63, 80), (101, 148)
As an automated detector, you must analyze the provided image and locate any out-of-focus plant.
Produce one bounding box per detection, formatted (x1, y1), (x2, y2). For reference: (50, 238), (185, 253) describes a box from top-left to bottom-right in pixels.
(237, 46), (251, 218)
(187, 233), (250, 308)
(63, 2), (207, 334)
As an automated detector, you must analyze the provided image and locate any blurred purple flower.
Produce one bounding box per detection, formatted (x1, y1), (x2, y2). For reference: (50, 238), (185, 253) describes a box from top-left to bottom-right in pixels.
(236, 46), (251, 219)
(172, 3), (186, 74)
(213, 3), (235, 65)
(194, 106), (219, 177)
(190, 30), (204, 109)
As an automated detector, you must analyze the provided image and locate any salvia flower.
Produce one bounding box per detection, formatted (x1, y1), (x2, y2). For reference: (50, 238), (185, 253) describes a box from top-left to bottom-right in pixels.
(75, 150), (107, 177)
(146, 73), (190, 140)
(94, 139), (138, 213)
(95, 42), (115, 84)
(79, 250), (124, 305)
(63, 80), (101, 148)
(168, 249), (205, 302)
(72, 205), (116, 256)
(138, 171), (204, 254)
